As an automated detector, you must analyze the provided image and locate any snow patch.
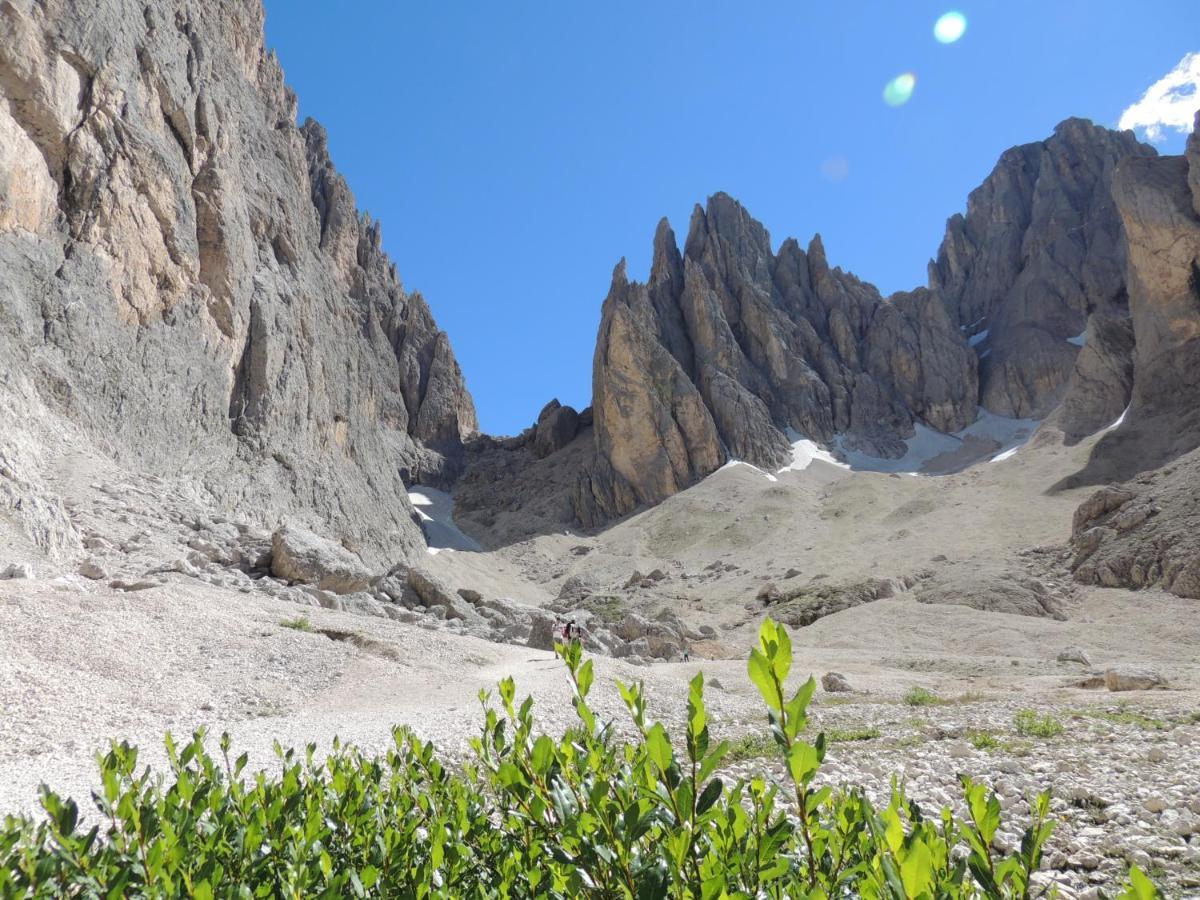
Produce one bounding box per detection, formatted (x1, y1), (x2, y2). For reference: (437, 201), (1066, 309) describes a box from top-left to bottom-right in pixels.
(408, 487), (482, 554)
(719, 459), (778, 482)
(1103, 405), (1130, 432)
(968, 329), (990, 347)
(833, 409), (1039, 474)
(778, 428), (849, 473)
(1066, 330), (1087, 347)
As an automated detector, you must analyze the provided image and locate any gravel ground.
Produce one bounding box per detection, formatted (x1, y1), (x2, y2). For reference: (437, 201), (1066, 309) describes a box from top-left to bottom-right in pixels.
(3, 572), (1199, 896)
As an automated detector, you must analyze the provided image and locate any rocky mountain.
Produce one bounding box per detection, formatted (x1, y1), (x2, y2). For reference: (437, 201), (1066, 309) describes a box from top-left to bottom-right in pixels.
(570, 120), (1159, 525)
(1066, 110), (1200, 598)
(0, 0), (475, 566)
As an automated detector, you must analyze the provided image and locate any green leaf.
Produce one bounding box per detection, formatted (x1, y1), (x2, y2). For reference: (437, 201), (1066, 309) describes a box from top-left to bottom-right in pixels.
(747, 648), (778, 711)
(900, 838), (933, 898)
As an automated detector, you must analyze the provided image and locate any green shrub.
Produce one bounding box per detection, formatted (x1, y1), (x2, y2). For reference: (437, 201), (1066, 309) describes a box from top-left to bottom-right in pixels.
(1014, 709), (1065, 738)
(904, 686), (942, 707)
(967, 729), (1001, 750)
(279, 615), (313, 632)
(0, 618), (1155, 897)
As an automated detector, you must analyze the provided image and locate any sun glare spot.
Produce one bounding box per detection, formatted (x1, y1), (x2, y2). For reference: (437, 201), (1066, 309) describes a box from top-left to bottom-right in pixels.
(883, 72), (917, 107)
(934, 11), (967, 44)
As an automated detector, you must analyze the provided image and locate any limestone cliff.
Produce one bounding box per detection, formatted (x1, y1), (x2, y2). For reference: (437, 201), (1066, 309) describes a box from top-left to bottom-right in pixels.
(575, 120), (1154, 525)
(0, 0), (475, 565)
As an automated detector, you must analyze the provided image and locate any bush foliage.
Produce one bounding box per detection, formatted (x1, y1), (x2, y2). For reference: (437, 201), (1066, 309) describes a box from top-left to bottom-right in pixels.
(0, 619), (1158, 898)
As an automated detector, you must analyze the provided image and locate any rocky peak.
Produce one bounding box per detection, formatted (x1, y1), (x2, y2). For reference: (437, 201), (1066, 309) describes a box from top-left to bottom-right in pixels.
(578, 192), (982, 525)
(577, 119), (1165, 526)
(930, 118), (1155, 418)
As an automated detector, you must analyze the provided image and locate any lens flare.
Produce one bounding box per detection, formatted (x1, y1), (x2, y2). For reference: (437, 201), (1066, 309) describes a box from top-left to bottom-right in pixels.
(882, 72), (917, 107)
(820, 156), (850, 182)
(933, 11), (967, 44)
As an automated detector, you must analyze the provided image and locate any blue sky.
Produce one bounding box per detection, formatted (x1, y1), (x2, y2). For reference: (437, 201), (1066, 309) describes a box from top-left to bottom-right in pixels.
(264, 2), (1199, 436)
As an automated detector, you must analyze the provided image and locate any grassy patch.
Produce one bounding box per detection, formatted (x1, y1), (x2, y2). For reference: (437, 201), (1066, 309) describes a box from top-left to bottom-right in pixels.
(1014, 709), (1064, 738)
(280, 616), (313, 632)
(1070, 704), (1168, 730)
(966, 729), (1001, 751)
(955, 691), (986, 705)
(903, 687), (942, 707)
(725, 733), (775, 762)
(825, 726), (881, 743)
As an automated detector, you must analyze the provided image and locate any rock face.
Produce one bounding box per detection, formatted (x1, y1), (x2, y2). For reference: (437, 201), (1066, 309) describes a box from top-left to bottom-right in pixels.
(577, 203), (979, 524)
(1063, 111), (1200, 599)
(930, 119), (1154, 419)
(1071, 448), (1200, 599)
(0, 0), (475, 565)
(576, 122), (1154, 524)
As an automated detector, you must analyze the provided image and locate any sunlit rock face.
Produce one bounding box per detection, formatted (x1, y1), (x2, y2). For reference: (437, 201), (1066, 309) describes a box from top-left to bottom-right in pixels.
(929, 118), (1155, 419)
(1060, 109), (1200, 489)
(0, 0), (476, 564)
(578, 120), (1165, 526)
(577, 195), (978, 526)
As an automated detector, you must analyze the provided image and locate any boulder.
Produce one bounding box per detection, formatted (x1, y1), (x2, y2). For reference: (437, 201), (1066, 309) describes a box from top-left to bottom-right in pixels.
(1104, 667), (1166, 692)
(530, 400), (581, 458)
(1056, 647), (1092, 666)
(1, 563), (31, 579)
(78, 560), (108, 580)
(821, 672), (854, 693)
(527, 613), (558, 651)
(270, 525), (372, 595)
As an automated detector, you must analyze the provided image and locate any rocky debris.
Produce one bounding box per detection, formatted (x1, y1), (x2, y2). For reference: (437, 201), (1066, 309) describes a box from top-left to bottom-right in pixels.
(1070, 450), (1200, 599)
(1104, 667), (1166, 692)
(0, 0), (475, 568)
(457, 588), (482, 603)
(0, 563), (31, 579)
(270, 525), (372, 595)
(530, 400), (582, 459)
(821, 672), (853, 693)
(1057, 647), (1092, 666)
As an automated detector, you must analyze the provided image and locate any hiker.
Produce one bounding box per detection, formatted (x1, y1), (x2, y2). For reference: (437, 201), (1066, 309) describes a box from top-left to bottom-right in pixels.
(565, 619), (576, 641)
(682, 646), (691, 662)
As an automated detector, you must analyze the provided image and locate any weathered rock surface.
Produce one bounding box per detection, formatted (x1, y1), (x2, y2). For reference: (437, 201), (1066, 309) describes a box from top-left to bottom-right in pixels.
(270, 525), (372, 595)
(930, 119), (1154, 419)
(1104, 667), (1166, 692)
(0, 0), (475, 566)
(530, 400), (582, 459)
(578, 201), (979, 524)
(574, 122), (1156, 526)
(1071, 448), (1200, 599)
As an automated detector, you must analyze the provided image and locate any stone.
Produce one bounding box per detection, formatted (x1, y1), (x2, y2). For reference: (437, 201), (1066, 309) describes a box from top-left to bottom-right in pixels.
(821, 672), (853, 692)
(1057, 647), (1092, 666)
(1103, 667), (1165, 692)
(527, 613), (557, 651)
(270, 525), (372, 595)
(1, 563), (31, 579)
(530, 400), (580, 459)
(457, 587), (483, 604)
(78, 560), (107, 580)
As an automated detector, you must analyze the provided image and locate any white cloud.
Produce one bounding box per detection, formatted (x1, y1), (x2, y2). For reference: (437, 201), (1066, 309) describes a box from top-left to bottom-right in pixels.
(1118, 52), (1200, 142)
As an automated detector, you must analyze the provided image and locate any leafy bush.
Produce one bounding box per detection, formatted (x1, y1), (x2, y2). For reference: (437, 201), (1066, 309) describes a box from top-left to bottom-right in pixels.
(903, 686), (942, 707)
(0, 618), (1157, 897)
(1014, 709), (1065, 738)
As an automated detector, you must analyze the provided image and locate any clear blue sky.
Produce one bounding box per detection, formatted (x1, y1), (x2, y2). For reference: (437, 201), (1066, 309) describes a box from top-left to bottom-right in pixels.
(264, 2), (1198, 436)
